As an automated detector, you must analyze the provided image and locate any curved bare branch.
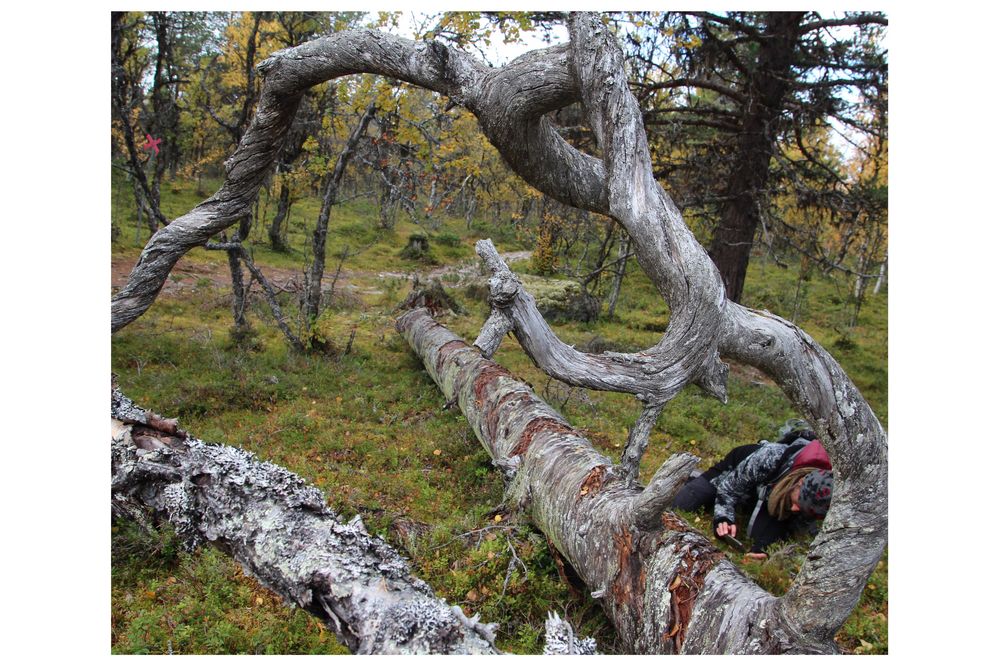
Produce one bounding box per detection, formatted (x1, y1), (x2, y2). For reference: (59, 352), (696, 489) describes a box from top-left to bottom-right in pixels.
(111, 30), (603, 333)
(719, 304), (887, 642)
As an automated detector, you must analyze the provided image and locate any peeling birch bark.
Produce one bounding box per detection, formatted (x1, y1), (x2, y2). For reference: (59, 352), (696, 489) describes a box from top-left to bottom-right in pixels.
(397, 309), (829, 654)
(110, 385), (499, 655)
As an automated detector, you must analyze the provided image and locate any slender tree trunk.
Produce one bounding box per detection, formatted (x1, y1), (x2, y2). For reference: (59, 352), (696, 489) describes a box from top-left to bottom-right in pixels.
(872, 253), (886, 294)
(379, 182), (399, 230)
(606, 232), (631, 319)
(225, 215), (254, 338)
(134, 186), (143, 243)
(464, 190), (477, 229)
(269, 181), (293, 251)
(269, 109), (311, 251)
(707, 12), (805, 303)
(302, 101), (376, 341)
(129, 176), (157, 237)
(150, 11), (173, 214)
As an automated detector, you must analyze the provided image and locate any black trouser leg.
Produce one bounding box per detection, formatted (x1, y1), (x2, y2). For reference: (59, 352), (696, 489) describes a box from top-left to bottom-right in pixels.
(670, 475), (716, 511)
(747, 507), (793, 554)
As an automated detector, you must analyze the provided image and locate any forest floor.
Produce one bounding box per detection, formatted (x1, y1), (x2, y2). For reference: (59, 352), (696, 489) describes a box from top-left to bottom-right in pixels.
(111, 177), (887, 655)
(111, 250), (532, 295)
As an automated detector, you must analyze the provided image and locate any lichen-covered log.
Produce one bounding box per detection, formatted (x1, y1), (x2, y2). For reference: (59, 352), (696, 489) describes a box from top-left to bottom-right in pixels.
(397, 308), (826, 654)
(110, 385), (499, 655)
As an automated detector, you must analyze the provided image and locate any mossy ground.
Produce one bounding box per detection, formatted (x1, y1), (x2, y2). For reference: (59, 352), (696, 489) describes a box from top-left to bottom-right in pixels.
(111, 174), (887, 654)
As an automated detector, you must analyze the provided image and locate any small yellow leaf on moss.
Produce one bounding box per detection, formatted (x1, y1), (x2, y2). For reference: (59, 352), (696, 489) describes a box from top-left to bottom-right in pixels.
(144, 590), (156, 599)
(690, 439), (696, 445)
(256, 596), (264, 606)
(434, 449), (442, 456)
(494, 514), (503, 522)
(859, 639), (872, 650)
(336, 396), (342, 404)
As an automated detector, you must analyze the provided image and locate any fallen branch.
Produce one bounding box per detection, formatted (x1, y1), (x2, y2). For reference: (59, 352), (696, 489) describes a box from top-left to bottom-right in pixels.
(110, 383), (499, 655)
(396, 308), (834, 654)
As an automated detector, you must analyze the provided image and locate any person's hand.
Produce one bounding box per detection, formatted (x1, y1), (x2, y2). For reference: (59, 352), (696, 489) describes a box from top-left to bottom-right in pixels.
(715, 521), (737, 538)
(744, 552), (767, 561)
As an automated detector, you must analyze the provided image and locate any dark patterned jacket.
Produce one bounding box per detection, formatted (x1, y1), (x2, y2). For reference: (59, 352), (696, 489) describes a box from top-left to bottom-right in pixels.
(711, 439), (807, 527)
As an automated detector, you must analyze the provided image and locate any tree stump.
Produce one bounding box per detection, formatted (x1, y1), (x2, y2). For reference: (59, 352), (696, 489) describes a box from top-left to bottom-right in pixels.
(400, 233), (435, 263)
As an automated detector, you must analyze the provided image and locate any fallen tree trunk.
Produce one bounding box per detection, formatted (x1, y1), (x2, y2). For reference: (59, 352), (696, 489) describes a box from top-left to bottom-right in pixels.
(110, 384), (500, 655)
(397, 308), (827, 654)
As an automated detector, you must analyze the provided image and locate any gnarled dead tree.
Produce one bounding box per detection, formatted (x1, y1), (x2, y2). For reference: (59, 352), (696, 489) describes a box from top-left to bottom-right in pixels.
(466, 15), (885, 651)
(111, 11), (886, 654)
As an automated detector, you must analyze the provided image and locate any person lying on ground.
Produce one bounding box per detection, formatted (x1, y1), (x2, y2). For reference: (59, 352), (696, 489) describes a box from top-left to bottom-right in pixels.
(670, 425), (833, 559)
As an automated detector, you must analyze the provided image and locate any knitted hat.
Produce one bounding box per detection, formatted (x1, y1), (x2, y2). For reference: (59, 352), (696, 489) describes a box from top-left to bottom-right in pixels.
(798, 470), (833, 518)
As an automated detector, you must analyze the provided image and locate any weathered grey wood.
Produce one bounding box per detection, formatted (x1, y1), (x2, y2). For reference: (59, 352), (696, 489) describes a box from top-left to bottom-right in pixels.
(111, 385), (499, 655)
(619, 402), (666, 486)
(632, 452), (700, 531)
(396, 308), (810, 654)
(110, 13), (886, 652)
(461, 14), (886, 649)
(474, 239), (723, 404)
(717, 304), (887, 645)
(605, 232), (630, 319)
(543, 612), (598, 655)
(112, 28), (611, 333)
(473, 239), (724, 485)
(223, 215), (254, 336)
(203, 240), (306, 351)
